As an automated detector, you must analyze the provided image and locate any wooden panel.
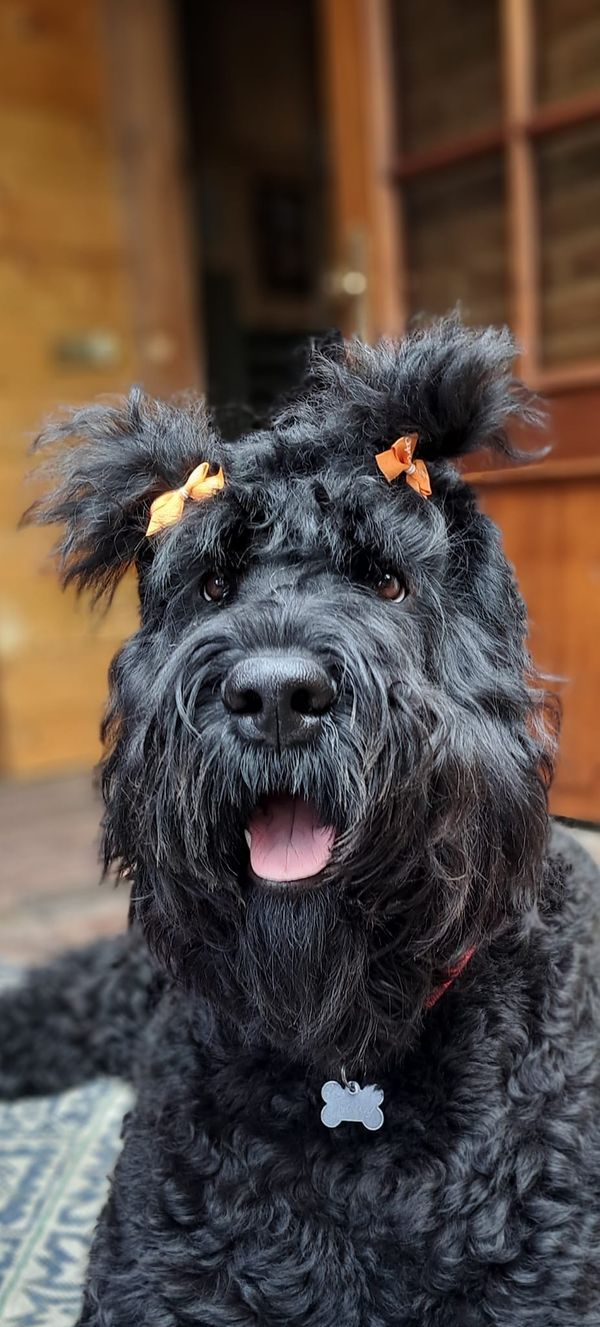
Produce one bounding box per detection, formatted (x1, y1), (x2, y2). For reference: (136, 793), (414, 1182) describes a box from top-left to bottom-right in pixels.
(0, 637), (124, 776)
(0, 111), (124, 256)
(405, 152), (509, 327)
(535, 0), (600, 105)
(0, 0), (136, 777)
(0, 0), (200, 777)
(537, 119), (600, 366)
(103, 0), (203, 396)
(0, 0), (104, 116)
(0, 529), (138, 638)
(0, 256), (135, 393)
(390, 0), (502, 153)
(479, 476), (600, 821)
(544, 386), (600, 459)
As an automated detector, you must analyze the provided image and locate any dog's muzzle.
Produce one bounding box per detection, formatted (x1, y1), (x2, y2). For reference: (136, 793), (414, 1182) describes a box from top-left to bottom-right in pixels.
(222, 652), (335, 748)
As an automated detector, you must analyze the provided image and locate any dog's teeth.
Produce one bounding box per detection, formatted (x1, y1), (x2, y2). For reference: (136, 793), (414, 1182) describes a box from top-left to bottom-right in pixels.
(244, 830), (252, 849)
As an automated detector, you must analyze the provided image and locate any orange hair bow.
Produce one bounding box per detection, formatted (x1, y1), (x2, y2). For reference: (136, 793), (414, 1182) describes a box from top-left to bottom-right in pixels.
(146, 462), (225, 537)
(375, 434), (431, 499)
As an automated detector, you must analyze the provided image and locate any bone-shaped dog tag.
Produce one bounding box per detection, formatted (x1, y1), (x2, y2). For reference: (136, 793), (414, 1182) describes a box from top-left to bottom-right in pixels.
(320, 1079), (384, 1131)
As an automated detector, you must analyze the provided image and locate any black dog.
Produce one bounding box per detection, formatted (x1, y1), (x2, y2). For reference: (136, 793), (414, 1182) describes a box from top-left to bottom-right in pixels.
(2, 319), (600, 1325)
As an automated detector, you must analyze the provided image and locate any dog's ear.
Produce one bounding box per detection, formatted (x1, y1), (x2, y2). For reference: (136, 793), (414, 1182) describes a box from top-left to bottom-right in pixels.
(283, 317), (545, 466)
(25, 389), (220, 600)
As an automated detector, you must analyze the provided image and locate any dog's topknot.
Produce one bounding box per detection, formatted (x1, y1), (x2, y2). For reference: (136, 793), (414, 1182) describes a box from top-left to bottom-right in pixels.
(25, 318), (544, 599)
(273, 316), (545, 467)
(25, 390), (222, 600)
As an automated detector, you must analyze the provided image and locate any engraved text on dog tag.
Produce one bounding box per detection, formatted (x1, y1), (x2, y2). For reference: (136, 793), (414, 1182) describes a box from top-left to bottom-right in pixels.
(320, 1079), (384, 1130)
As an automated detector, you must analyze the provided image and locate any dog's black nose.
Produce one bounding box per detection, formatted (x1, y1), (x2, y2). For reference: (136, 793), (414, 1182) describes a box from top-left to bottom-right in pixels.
(222, 654), (335, 747)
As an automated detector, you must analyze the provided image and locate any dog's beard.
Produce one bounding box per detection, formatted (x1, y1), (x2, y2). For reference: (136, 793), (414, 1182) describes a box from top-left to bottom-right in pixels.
(105, 613), (552, 1074)
(122, 732), (547, 1075)
(233, 882), (449, 1071)
(235, 886), (365, 1057)
(128, 829), (434, 1073)
(113, 708), (440, 1070)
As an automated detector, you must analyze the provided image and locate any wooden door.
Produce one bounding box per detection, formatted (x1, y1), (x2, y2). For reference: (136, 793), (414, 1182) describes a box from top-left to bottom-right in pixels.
(319, 0), (600, 821)
(0, 0), (201, 777)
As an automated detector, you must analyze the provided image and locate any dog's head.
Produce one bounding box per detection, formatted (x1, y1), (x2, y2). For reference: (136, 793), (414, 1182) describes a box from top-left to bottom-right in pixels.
(29, 320), (554, 1072)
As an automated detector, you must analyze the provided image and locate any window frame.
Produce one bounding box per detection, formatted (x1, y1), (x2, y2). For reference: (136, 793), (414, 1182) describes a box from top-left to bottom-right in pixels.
(388, 0), (600, 393)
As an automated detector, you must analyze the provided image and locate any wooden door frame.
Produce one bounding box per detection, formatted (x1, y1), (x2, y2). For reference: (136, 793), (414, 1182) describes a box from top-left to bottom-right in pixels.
(318, 0), (405, 339)
(101, 0), (204, 397)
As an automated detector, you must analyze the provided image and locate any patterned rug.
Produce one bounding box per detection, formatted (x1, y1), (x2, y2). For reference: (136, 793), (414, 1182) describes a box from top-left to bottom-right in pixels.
(0, 971), (131, 1327)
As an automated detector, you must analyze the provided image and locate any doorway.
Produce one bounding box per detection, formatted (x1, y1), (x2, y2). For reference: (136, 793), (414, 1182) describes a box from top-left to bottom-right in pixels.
(175, 0), (329, 429)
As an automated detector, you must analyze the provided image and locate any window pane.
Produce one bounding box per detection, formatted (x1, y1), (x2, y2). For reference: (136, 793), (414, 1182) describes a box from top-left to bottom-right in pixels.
(390, 0), (502, 154)
(405, 153), (508, 327)
(535, 0), (600, 105)
(538, 120), (600, 365)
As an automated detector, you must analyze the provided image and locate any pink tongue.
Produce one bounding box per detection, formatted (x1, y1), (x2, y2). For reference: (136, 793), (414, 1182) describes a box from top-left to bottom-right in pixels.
(248, 796), (335, 883)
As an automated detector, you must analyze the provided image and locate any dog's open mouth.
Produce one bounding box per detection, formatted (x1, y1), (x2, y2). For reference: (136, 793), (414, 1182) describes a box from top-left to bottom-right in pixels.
(245, 796), (336, 884)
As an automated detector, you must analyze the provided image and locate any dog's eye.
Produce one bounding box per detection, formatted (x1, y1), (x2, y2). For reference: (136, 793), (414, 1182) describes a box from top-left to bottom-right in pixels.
(203, 571), (231, 603)
(375, 572), (406, 602)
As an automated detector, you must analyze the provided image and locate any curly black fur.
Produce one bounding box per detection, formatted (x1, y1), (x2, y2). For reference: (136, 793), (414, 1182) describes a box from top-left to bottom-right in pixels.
(0, 927), (160, 1098)
(3, 319), (599, 1325)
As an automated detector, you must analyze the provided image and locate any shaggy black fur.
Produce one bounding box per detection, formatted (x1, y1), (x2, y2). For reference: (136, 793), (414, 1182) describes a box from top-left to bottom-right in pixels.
(2, 319), (600, 1325)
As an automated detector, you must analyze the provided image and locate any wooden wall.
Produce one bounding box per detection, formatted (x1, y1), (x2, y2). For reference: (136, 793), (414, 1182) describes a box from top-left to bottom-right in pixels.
(479, 467), (600, 823)
(0, 1), (135, 776)
(0, 0), (199, 777)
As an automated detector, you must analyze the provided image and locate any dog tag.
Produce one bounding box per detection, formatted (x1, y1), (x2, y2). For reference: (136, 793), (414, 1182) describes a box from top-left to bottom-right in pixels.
(320, 1079), (384, 1131)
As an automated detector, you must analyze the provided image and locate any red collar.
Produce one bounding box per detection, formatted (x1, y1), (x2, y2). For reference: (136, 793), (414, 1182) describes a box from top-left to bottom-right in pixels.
(425, 946), (476, 1009)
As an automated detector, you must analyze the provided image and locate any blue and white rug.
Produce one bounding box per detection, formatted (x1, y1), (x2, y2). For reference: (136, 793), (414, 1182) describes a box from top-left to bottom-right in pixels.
(0, 972), (131, 1326)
